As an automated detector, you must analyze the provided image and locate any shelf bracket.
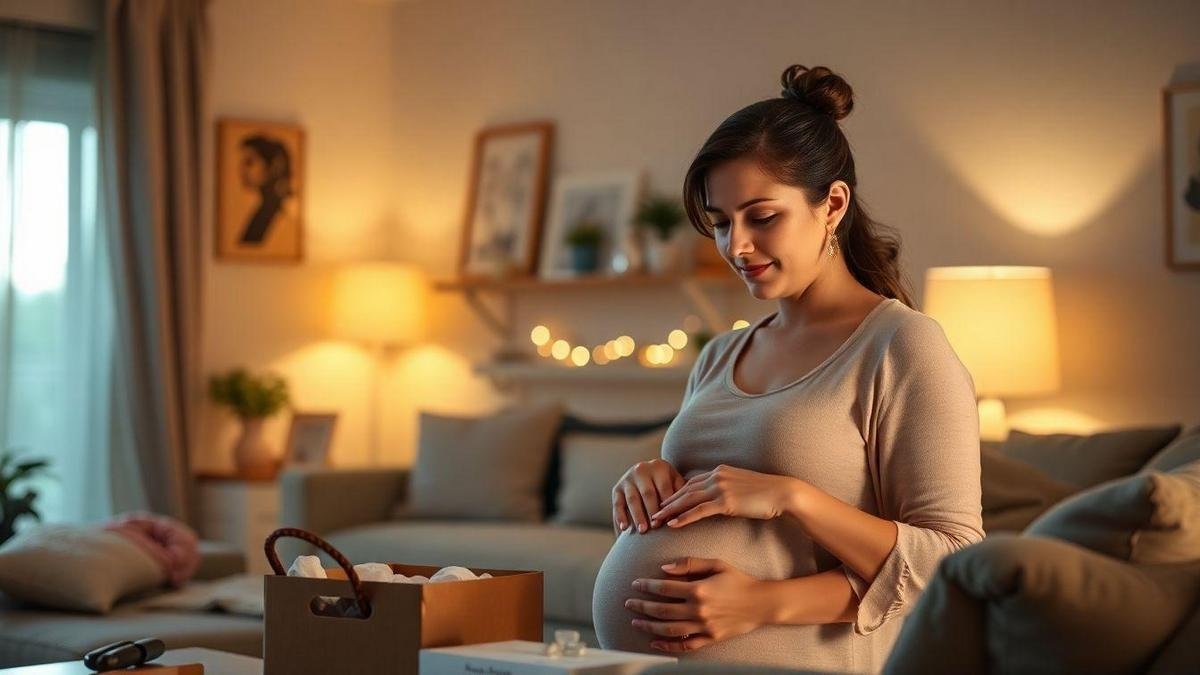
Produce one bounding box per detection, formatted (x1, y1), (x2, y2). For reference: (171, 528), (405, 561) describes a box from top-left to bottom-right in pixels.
(462, 288), (514, 341)
(678, 278), (728, 334)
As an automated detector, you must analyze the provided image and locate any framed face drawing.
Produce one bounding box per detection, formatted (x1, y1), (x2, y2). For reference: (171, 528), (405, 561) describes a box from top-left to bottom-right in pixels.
(459, 121), (553, 280)
(216, 118), (304, 263)
(1164, 82), (1200, 270)
(538, 170), (642, 279)
(284, 412), (337, 468)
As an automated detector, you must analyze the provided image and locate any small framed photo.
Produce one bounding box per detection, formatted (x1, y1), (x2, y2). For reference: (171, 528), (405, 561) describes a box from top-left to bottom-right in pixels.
(459, 121), (553, 280)
(216, 117), (304, 263)
(1164, 81), (1200, 270)
(284, 412), (337, 468)
(538, 170), (642, 279)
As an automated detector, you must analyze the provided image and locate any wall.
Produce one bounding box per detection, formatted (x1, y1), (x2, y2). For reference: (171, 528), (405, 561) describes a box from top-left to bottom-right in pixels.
(201, 0), (1200, 470)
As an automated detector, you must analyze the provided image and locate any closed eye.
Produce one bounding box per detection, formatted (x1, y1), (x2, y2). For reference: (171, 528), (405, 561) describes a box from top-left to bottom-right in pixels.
(711, 215), (776, 230)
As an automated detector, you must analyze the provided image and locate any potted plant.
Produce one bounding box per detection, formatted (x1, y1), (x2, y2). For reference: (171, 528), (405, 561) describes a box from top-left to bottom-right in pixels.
(208, 368), (291, 478)
(0, 450), (50, 545)
(634, 193), (690, 274)
(564, 219), (607, 274)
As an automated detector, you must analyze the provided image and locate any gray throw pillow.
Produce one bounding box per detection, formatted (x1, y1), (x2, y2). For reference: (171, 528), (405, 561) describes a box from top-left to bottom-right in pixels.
(1000, 425), (1181, 488)
(1142, 426), (1200, 474)
(0, 524), (165, 613)
(396, 401), (565, 521)
(980, 445), (1078, 534)
(552, 427), (669, 528)
(884, 534), (1200, 675)
(1026, 459), (1200, 564)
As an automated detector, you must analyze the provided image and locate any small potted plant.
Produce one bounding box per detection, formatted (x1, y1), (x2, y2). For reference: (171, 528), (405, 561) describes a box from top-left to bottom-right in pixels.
(208, 368), (291, 478)
(0, 450), (50, 545)
(564, 219), (607, 274)
(634, 193), (689, 274)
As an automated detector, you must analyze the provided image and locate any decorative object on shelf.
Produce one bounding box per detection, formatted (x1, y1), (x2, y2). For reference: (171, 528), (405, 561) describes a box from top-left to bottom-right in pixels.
(564, 219), (607, 274)
(634, 193), (692, 275)
(539, 170), (641, 279)
(459, 121), (553, 280)
(0, 450), (49, 545)
(331, 262), (427, 464)
(215, 118), (304, 263)
(207, 368), (291, 478)
(1164, 81), (1200, 269)
(923, 266), (1060, 442)
(284, 412), (338, 468)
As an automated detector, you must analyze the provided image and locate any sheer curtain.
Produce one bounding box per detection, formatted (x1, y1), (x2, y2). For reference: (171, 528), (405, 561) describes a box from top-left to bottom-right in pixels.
(0, 22), (116, 524)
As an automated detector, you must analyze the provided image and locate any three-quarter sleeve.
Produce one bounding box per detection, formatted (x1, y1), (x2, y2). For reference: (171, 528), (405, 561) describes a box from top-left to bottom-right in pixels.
(843, 314), (985, 636)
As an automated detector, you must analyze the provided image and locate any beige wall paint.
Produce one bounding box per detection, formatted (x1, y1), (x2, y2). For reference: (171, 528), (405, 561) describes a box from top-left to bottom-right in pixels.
(201, 0), (1200, 470)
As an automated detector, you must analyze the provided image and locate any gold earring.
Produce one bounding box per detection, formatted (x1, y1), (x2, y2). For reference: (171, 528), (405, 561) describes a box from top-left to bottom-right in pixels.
(827, 229), (838, 257)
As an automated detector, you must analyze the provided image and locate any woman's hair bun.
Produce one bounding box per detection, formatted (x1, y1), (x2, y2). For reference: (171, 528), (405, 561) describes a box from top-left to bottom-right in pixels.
(779, 64), (853, 122)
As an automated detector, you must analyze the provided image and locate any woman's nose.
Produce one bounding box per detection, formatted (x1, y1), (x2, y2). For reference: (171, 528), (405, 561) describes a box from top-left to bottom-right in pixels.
(725, 220), (755, 257)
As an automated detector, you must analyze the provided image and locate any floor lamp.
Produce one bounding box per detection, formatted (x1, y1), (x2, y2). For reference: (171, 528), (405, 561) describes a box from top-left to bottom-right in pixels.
(332, 262), (427, 465)
(923, 266), (1060, 442)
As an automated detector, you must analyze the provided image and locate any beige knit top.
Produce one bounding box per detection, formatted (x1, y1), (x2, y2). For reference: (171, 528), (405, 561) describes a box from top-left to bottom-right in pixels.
(591, 297), (985, 674)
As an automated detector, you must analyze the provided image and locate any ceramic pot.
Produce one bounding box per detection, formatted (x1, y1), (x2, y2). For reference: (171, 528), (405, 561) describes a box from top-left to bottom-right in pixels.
(233, 416), (277, 477)
(641, 228), (693, 275)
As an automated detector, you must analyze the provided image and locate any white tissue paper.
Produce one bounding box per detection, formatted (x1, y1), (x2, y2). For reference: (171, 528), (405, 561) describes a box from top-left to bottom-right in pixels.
(286, 555), (327, 579)
(287, 556), (493, 584)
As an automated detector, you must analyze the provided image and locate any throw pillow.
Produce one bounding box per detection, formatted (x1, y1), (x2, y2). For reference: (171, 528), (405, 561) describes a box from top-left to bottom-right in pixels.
(1000, 425), (1181, 488)
(1142, 425), (1200, 473)
(0, 524), (165, 613)
(396, 401), (565, 521)
(1026, 458), (1200, 564)
(980, 444), (1078, 534)
(553, 426), (670, 528)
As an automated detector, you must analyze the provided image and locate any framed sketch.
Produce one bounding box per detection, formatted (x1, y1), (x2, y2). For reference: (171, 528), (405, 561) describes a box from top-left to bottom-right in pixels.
(1165, 82), (1200, 270)
(284, 412), (337, 468)
(459, 121), (553, 279)
(538, 170), (642, 279)
(216, 118), (304, 263)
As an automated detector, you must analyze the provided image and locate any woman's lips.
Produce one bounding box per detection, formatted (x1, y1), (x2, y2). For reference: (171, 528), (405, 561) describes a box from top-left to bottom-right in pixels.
(741, 262), (773, 279)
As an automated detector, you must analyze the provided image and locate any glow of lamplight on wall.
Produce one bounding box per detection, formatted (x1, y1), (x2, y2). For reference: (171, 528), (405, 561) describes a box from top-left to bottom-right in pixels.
(732, 319), (750, 330)
(667, 329), (688, 350)
(570, 345), (590, 367)
(550, 339), (570, 360)
(1006, 407), (1105, 435)
(530, 325), (550, 346)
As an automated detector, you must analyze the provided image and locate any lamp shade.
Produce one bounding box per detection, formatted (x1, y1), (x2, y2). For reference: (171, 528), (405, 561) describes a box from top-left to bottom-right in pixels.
(923, 266), (1060, 398)
(331, 262), (426, 345)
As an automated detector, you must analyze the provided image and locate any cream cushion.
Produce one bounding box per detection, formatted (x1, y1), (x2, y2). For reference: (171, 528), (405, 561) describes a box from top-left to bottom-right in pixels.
(553, 427), (669, 528)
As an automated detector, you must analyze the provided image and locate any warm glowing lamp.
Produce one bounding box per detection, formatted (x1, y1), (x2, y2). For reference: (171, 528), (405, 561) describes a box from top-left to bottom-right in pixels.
(923, 266), (1060, 442)
(332, 262), (427, 464)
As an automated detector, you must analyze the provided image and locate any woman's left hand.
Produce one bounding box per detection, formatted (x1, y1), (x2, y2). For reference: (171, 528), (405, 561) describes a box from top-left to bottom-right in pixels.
(626, 556), (770, 652)
(648, 464), (800, 529)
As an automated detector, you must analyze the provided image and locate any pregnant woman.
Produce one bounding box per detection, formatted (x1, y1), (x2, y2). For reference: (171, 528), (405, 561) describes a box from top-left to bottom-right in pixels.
(591, 64), (984, 674)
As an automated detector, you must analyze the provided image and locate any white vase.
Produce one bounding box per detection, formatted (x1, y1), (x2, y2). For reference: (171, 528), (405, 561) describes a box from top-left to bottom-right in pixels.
(641, 228), (693, 275)
(233, 416), (276, 476)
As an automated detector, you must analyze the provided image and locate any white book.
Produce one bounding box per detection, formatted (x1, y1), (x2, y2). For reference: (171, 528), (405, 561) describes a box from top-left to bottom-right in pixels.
(420, 639), (677, 675)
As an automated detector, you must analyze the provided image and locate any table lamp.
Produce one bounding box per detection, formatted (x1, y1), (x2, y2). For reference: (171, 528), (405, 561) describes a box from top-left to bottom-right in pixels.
(332, 262), (427, 464)
(922, 266), (1060, 442)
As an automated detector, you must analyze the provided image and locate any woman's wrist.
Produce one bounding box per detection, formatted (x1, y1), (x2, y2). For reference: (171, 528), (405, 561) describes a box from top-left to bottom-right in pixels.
(779, 476), (813, 524)
(755, 570), (858, 626)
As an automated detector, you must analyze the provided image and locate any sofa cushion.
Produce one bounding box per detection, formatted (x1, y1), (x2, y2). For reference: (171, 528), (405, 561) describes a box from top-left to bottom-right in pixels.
(1142, 426), (1200, 474)
(398, 401), (564, 521)
(884, 534), (1200, 675)
(0, 525), (164, 614)
(1000, 425), (1181, 488)
(553, 427), (669, 529)
(1026, 459), (1200, 564)
(980, 444), (1077, 534)
(322, 520), (614, 624)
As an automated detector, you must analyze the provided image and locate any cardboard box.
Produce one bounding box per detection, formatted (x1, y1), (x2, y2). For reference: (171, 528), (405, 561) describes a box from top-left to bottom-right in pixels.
(420, 639), (677, 674)
(263, 563), (543, 674)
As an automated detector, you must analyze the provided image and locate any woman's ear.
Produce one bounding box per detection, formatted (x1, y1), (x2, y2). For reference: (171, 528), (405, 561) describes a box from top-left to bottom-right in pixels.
(826, 180), (851, 228)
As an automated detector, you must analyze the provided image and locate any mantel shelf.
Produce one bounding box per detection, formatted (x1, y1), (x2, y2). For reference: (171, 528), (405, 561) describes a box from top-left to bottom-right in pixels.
(431, 269), (738, 292)
(475, 361), (691, 385)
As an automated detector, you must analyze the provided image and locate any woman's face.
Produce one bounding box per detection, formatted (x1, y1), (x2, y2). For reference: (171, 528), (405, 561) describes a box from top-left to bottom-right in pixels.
(239, 148), (268, 190)
(704, 157), (842, 300)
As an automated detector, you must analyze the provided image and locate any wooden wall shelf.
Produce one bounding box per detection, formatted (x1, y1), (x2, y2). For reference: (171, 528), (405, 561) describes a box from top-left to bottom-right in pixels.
(476, 361), (690, 385)
(430, 269), (737, 292)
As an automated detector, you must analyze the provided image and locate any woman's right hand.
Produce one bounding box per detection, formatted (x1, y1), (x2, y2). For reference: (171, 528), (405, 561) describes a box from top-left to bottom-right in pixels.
(612, 459), (687, 536)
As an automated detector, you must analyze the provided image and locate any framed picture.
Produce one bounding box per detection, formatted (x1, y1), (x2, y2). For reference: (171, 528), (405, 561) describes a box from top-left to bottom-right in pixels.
(216, 118), (304, 263)
(284, 412), (337, 468)
(459, 121), (553, 280)
(1164, 81), (1200, 270)
(538, 170), (642, 279)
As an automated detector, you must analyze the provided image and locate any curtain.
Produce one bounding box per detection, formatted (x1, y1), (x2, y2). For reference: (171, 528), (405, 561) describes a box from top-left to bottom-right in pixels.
(0, 22), (115, 524)
(96, 0), (209, 522)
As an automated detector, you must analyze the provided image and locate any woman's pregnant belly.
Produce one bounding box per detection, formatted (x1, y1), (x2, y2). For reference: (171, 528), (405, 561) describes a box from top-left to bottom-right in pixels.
(591, 514), (815, 657)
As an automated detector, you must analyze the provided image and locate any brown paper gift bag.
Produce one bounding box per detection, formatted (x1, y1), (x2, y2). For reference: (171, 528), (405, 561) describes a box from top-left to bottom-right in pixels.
(262, 527), (544, 674)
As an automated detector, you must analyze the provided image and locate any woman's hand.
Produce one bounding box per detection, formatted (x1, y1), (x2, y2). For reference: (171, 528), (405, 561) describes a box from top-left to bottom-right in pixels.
(648, 463), (800, 528)
(612, 459), (686, 536)
(626, 556), (770, 652)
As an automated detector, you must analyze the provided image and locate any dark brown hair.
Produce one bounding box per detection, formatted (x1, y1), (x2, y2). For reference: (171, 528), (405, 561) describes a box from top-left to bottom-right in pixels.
(682, 64), (915, 308)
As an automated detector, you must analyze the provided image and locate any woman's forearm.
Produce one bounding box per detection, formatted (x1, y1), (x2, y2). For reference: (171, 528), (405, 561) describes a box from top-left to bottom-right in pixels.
(756, 567), (858, 626)
(784, 479), (898, 584)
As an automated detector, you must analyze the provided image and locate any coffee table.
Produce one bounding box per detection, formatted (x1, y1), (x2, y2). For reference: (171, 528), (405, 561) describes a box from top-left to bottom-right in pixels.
(0, 648), (262, 675)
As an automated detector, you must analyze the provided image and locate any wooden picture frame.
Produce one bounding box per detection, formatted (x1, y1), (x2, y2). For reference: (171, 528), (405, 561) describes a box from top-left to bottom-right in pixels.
(458, 121), (553, 280)
(1164, 81), (1200, 270)
(216, 117), (304, 263)
(538, 170), (642, 279)
(283, 412), (337, 468)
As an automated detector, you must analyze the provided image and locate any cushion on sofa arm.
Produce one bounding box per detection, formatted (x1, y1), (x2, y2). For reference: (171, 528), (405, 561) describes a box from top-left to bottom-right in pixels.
(1026, 458), (1200, 564)
(884, 534), (1200, 675)
(278, 466), (410, 563)
(1142, 425), (1200, 474)
(1000, 425), (1181, 488)
(193, 540), (246, 581)
(980, 444), (1078, 534)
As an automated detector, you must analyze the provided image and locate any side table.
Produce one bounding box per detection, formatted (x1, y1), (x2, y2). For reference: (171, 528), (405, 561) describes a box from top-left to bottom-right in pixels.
(196, 471), (280, 575)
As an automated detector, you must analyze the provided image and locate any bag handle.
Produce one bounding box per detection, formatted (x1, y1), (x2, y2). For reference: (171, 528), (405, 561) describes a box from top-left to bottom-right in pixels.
(264, 527), (371, 618)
